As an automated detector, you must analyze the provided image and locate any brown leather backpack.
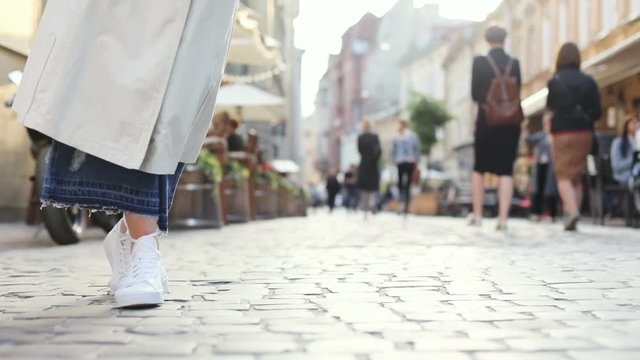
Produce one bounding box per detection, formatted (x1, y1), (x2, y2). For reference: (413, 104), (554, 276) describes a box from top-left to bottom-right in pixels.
(483, 56), (524, 127)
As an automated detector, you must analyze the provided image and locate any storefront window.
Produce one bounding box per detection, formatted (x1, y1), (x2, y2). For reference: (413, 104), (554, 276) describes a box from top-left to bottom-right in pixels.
(601, 0), (618, 35)
(633, 0), (640, 19)
(579, 0), (591, 48)
(541, 15), (551, 69)
(557, 0), (568, 44)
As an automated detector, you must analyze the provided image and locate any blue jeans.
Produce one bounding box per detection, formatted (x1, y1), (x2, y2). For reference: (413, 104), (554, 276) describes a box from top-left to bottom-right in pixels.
(42, 141), (184, 232)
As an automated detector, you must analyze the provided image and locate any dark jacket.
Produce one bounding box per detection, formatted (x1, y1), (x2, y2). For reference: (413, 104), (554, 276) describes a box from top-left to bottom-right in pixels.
(546, 67), (602, 134)
(471, 48), (521, 128)
(357, 132), (382, 191)
(227, 133), (245, 152)
(326, 176), (341, 195)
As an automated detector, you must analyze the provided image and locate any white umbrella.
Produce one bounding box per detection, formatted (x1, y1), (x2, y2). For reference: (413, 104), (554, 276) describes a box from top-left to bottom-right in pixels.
(270, 159), (300, 174)
(215, 83), (284, 122)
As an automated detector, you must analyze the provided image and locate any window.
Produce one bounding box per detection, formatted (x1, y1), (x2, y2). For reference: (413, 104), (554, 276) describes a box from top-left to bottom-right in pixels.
(527, 26), (536, 77)
(601, 0), (618, 35)
(633, 0), (640, 19)
(542, 15), (551, 69)
(558, 0), (568, 44)
(578, 0), (591, 48)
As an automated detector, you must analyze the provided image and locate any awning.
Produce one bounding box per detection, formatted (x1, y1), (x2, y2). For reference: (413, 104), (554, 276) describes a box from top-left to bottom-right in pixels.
(521, 88), (548, 117)
(227, 5), (282, 67)
(270, 159), (300, 174)
(215, 83), (284, 122)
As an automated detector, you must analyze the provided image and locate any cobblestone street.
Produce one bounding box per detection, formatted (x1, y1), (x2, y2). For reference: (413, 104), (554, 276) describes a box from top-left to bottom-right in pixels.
(1, 212), (640, 359)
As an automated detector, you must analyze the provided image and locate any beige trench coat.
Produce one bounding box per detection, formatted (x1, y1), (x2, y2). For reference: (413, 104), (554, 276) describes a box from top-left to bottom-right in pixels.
(13, 0), (238, 175)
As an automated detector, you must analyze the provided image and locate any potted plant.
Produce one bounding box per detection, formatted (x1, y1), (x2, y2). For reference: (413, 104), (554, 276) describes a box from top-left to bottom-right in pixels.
(222, 159), (251, 223)
(406, 93), (452, 216)
(168, 148), (224, 228)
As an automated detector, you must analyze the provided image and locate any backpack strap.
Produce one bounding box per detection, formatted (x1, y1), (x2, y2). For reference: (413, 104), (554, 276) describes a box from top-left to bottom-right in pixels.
(486, 55), (503, 78)
(505, 58), (514, 77)
(487, 55), (514, 78)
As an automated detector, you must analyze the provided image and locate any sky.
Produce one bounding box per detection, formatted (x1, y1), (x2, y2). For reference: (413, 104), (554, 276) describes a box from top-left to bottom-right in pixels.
(294, 0), (503, 116)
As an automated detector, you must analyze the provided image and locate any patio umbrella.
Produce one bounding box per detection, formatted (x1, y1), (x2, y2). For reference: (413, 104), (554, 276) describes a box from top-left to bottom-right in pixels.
(215, 83), (285, 122)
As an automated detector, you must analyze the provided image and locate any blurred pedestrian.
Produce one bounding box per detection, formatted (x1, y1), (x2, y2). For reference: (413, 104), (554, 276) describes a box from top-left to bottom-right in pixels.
(392, 119), (421, 214)
(12, 1), (239, 307)
(226, 118), (245, 152)
(524, 117), (558, 221)
(546, 42), (602, 231)
(470, 24), (523, 230)
(343, 165), (359, 211)
(326, 172), (341, 212)
(611, 115), (638, 186)
(357, 119), (382, 217)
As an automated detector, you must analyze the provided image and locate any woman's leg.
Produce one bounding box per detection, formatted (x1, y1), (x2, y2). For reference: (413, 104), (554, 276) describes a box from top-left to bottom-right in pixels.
(558, 179), (578, 215)
(471, 171), (485, 220)
(125, 213), (159, 240)
(497, 176), (514, 222)
(574, 180), (584, 213)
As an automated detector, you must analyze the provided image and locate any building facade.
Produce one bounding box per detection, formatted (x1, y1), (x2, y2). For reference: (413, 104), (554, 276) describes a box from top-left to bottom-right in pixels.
(325, 13), (379, 171)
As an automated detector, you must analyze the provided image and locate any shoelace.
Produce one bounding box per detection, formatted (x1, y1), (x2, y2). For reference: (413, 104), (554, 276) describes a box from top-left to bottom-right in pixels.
(115, 237), (130, 281)
(122, 246), (161, 288)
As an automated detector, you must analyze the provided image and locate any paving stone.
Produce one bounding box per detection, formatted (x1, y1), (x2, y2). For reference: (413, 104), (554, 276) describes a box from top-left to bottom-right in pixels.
(370, 352), (472, 360)
(568, 351), (640, 360)
(475, 353), (569, 360)
(214, 340), (298, 354)
(504, 338), (597, 351)
(306, 337), (395, 353)
(413, 337), (505, 351)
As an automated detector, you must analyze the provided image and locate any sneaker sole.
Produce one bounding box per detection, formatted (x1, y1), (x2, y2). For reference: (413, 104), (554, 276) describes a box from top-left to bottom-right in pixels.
(115, 291), (163, 308)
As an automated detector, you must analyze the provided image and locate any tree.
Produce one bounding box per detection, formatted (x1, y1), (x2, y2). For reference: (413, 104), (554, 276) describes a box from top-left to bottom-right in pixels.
(406, 92), (452, 157)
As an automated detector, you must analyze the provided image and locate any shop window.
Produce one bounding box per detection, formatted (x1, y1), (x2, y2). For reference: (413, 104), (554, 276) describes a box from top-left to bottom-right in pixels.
(600, 0), (618, 35)
(631, 0), (640, 20)
(579, 0), (592, 48)
(557, 0), (568, 44)
(541, 15), (551, 69)
(606, 107), (617, 128)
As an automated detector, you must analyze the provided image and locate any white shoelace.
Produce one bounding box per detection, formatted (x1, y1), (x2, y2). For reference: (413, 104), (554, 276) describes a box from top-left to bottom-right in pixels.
(121, 240), (161, 288)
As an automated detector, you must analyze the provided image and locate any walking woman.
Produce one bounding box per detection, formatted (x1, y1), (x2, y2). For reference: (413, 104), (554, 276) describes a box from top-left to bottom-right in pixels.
(469, 25), (522, 230)
(12, 0), (238, 307)
(392, 119), (421, 214)
(357, 119), (382, 217)
(524, 117), (558, 221)
(546, 42), (602, 231)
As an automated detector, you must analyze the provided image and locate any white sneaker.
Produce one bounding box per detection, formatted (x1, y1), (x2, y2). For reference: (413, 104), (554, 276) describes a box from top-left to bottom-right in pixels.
(466, 214), (482, 227)
(115, 233), (168, 307)
(103, 218), (131, 293)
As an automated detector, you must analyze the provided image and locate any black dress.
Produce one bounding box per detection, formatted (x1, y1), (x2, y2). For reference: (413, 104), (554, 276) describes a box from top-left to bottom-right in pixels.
(357, 132), (382, 191)
(471, 48), (522, 176)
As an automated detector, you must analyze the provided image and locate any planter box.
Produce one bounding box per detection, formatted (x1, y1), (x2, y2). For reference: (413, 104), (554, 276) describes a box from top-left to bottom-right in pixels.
(222, 176), (251, 223)
(409, 193), (439, 216)
(278, 186), (298, 217)
(255, 179), (279, 219)
(169, 165), (224, 229)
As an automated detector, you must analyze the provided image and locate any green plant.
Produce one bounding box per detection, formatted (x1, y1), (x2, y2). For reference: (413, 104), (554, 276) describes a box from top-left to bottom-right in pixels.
(256, 169), (280, 189)
(280, 178), (304, 197)
(224, 160), (250, 181)
(197, 149), (223, 183)
(407, 92), (452, 156)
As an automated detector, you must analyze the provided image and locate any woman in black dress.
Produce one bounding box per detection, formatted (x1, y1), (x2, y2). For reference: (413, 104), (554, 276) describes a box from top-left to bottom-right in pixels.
(357, 120), (382, 216)
(470, 25), (522, 230)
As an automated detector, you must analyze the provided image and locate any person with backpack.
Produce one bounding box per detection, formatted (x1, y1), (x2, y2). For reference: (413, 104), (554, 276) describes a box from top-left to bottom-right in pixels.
(546, 42), (602, 231)
(469, 25), (524, 231)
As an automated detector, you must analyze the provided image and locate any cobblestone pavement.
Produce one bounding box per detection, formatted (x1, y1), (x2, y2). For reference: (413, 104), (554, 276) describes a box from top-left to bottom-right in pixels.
(1, 212), (640, 359)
